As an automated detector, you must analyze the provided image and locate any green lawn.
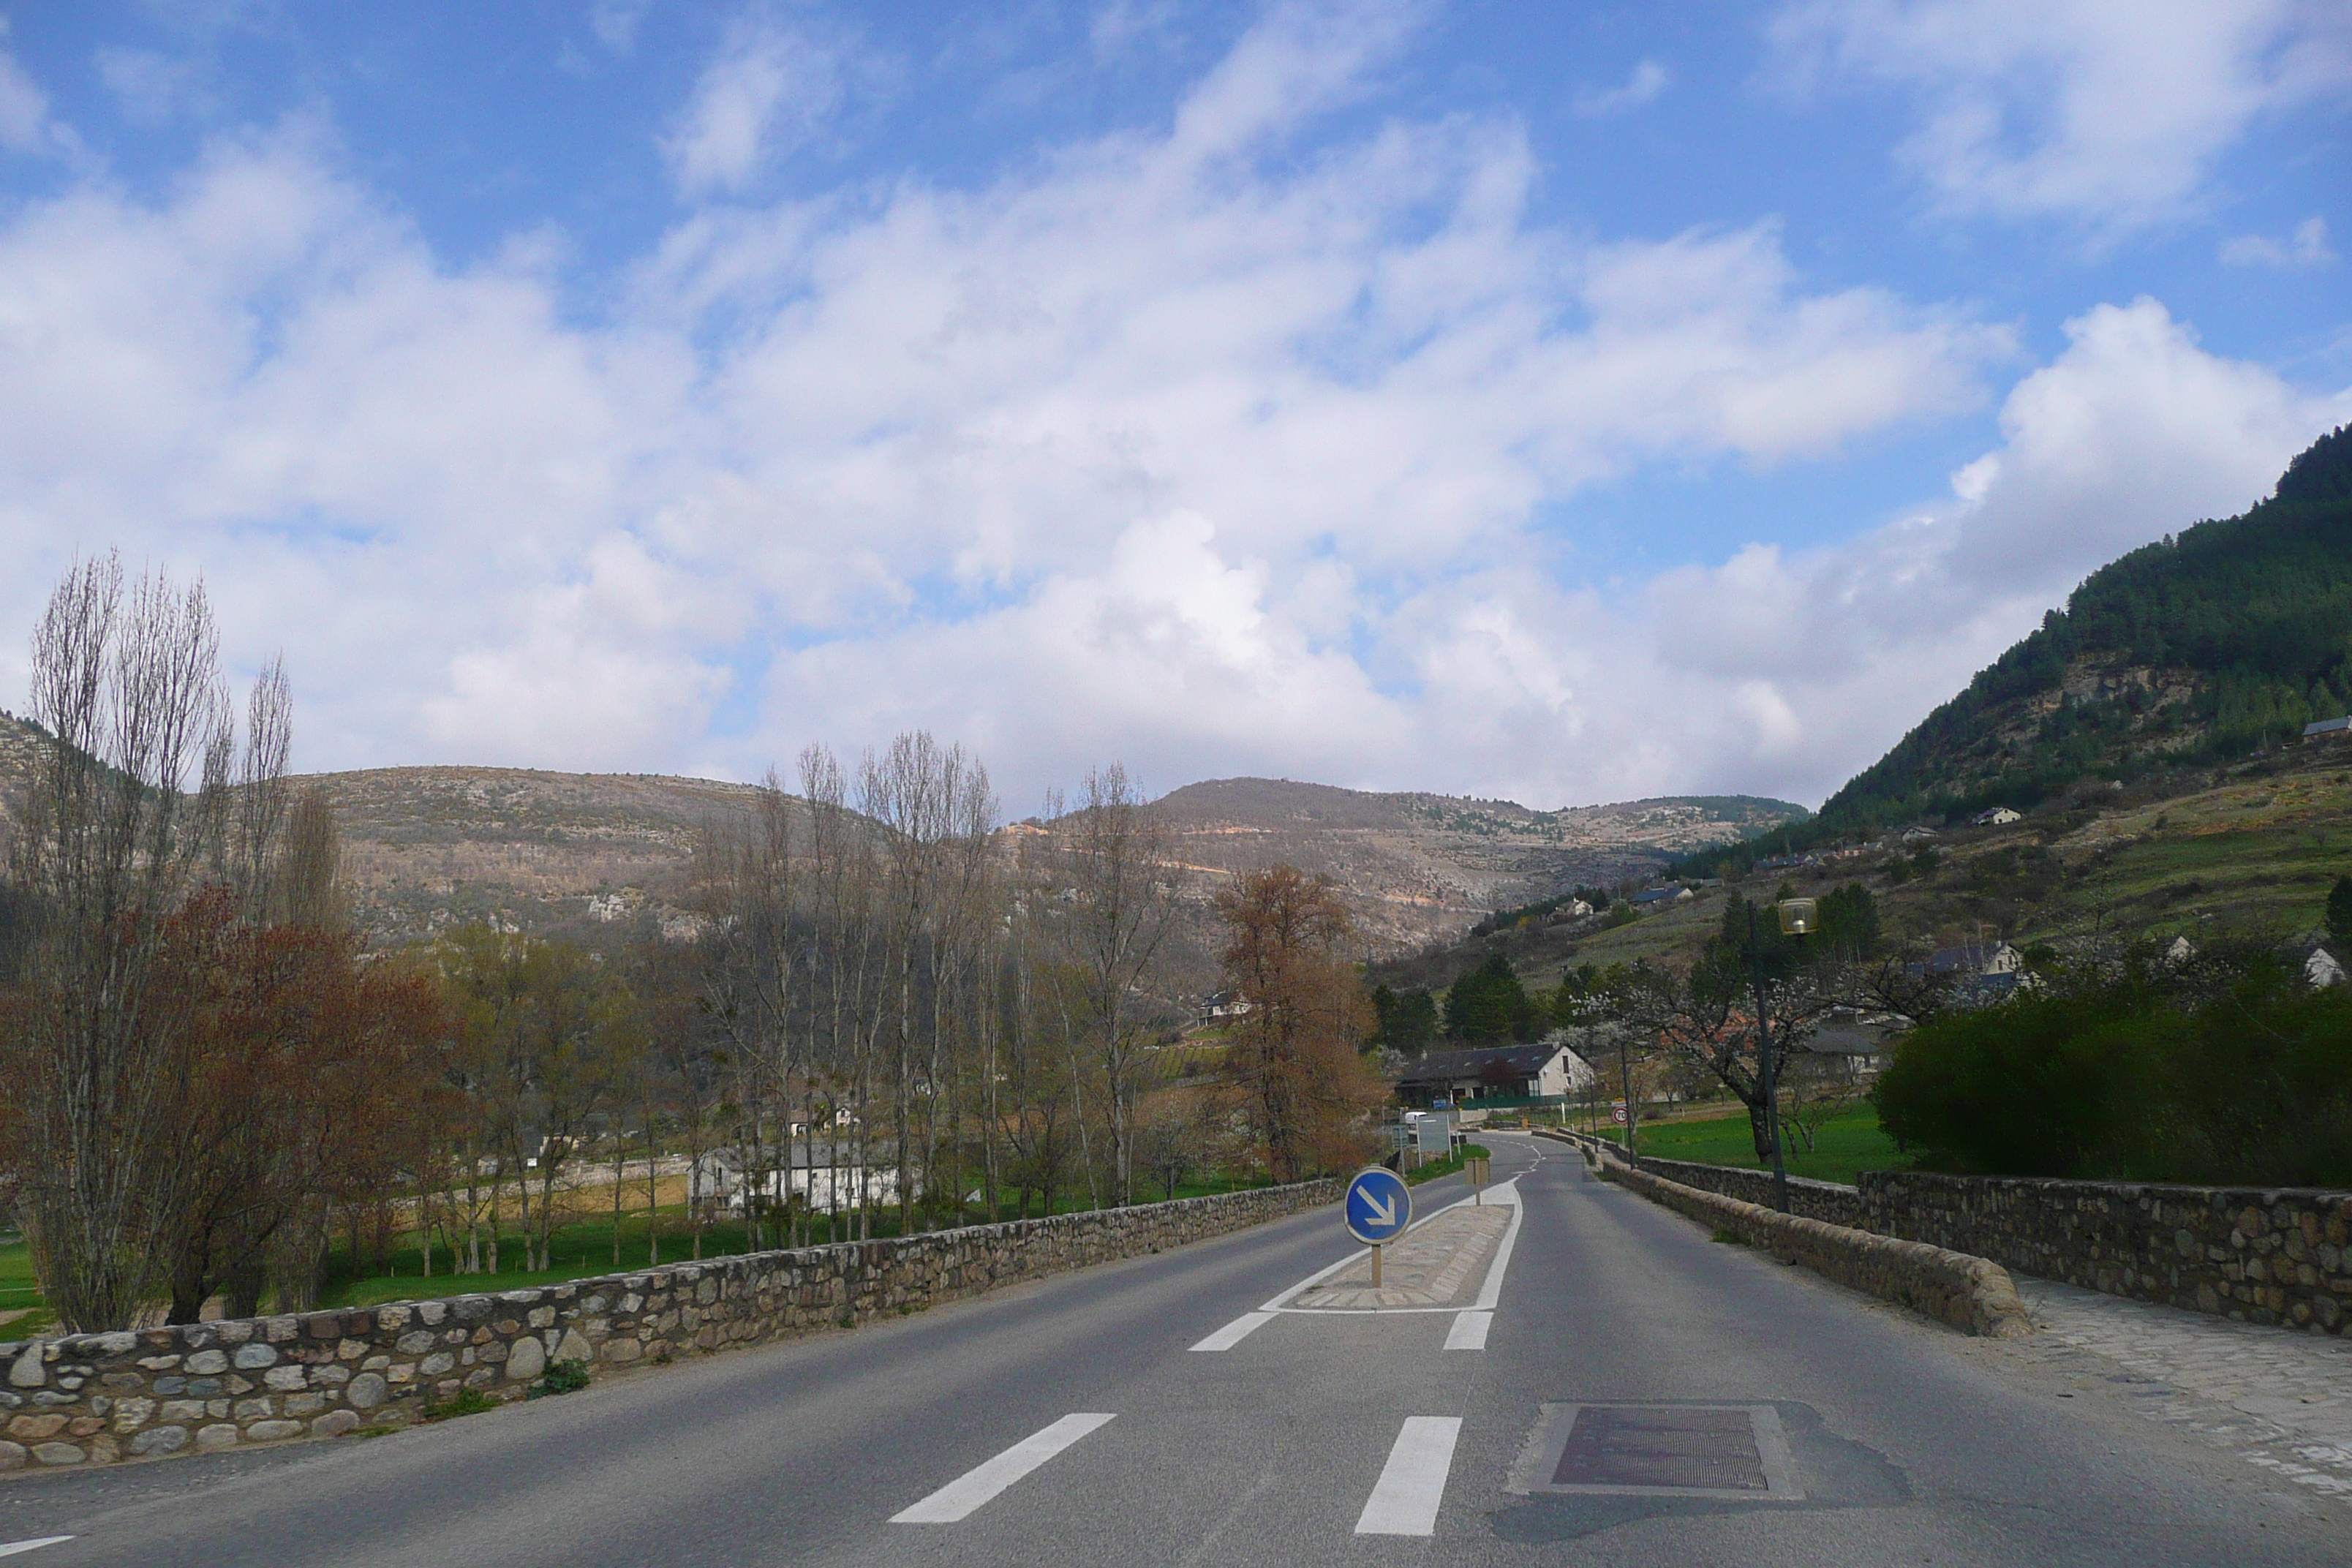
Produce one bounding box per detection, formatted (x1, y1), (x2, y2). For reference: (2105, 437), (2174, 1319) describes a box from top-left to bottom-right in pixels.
(0, 1236), (56, 1336)
(1616, 1107), (1904, 1186)
(1403, 1144), (1492, 1186)
(316, 1179), (1274, 1310)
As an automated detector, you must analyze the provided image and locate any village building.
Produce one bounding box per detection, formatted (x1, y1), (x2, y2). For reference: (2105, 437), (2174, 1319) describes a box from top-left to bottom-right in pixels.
(1392, 1036), (1595, 1108)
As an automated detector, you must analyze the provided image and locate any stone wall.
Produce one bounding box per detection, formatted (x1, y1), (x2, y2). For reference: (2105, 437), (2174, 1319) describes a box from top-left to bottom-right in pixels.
(1622, 1154), (1868, 1229)
(1539, 1126), (2352, 1337)
(0, 1179), (1337, 1472)
(1855, 1171), (2352, 1335)
(1531, 1129), (2031, 1338)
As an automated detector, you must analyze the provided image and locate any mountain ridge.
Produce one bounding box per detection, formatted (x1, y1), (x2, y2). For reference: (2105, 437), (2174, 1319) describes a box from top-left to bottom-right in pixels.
(0, 725), (1805, 959)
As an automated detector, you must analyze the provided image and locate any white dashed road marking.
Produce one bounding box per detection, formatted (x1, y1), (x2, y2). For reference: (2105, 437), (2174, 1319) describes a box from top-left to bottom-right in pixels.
(0, 1540), (72, 1558)
(1444, 1310), (1492, 1350)
(890, 1413), (1116, 1523)
(1354, 1417), (1462, 1536)
(1190, 1311), (1276, 1352)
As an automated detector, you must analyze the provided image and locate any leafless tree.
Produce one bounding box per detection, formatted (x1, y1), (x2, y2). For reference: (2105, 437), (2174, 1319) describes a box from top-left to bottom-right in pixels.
(1037, 765), (1176, 1206)
(5, 555), (296, 1330)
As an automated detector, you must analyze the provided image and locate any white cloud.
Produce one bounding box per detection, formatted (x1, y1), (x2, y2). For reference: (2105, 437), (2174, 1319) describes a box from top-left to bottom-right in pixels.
(590, 1), (650, 56)
(1574, 59), (1670, 117)
(662, 15), (848, 197)
(0, 27), (77, 158)
(2220, 214), (2336, 266)
(0, 1), (2335, 815)
(1618, 297), (2351, 802)
(95, 47), (209, 125)
(1771, 0), (2352, 230)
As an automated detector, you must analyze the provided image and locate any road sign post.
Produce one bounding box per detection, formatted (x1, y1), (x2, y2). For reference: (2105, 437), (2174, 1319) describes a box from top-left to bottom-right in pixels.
(1345, 1166), (1411, 1287)
(1345, 1170), (1411, 1297)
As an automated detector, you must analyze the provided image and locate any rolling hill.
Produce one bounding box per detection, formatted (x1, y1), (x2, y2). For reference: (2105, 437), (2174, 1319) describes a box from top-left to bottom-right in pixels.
(1150, 778), (1802, 954)
(0, 720), (1803, 962)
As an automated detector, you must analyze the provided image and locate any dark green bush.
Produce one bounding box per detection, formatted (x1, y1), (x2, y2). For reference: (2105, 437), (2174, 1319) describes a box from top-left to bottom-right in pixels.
(538, 1359), (591, 1395)
(1874, 952), (2352, 1185)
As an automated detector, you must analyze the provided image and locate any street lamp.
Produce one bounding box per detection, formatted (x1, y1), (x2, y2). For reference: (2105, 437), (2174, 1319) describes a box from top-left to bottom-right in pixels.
(1749, 897), (1817, 1213)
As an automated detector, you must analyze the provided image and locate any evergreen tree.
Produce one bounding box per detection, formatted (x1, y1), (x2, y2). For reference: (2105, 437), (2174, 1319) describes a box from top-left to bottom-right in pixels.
(1371, 984), (1439, 1055)
(2329, 875), (2352, 951)
(1444, 953), (1542, 1041)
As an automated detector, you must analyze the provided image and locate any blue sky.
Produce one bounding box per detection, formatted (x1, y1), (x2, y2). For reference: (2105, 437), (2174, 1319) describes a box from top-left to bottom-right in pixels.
(0, 1), (2346, 810)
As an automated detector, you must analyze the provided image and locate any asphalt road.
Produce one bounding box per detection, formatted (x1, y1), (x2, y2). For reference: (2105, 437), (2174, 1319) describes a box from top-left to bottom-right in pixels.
(4, 1132), (2348, 1566)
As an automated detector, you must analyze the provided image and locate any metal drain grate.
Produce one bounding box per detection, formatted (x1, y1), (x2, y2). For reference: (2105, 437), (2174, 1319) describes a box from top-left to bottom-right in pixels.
(1508, 1403), (1804, 1501)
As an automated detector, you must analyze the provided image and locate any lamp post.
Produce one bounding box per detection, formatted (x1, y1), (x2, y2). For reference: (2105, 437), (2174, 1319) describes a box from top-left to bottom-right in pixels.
(1748, 896), (1817, 1214)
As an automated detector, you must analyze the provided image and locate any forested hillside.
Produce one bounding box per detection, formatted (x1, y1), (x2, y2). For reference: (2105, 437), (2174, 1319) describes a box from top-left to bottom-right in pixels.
(1825, 426), (2352, 833)
(1695, 427), (2352, 874)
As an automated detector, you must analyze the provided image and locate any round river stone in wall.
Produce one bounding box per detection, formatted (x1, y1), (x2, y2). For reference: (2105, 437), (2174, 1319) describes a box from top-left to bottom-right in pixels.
(506, 1337), (545, 1382)
(128, 1426), (187, 1457)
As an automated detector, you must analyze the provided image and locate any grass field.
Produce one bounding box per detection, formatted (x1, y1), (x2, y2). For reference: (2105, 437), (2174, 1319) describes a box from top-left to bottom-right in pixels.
(1613, 1107), (1904, 1186)
(0, 1236), (56, 1335)
(314, 1176), (1271, 1309)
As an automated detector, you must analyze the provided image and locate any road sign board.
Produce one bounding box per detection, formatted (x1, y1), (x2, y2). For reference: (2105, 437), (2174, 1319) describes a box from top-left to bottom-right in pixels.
(1344, 1166), (1412, 1245)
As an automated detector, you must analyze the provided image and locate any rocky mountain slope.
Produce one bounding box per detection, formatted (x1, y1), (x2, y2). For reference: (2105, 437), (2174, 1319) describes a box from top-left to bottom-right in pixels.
(0, 725), (1802, 960)
(1150, 778), (1803, 954)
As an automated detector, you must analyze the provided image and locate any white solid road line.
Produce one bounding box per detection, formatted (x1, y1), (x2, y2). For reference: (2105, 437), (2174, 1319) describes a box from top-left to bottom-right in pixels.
(890, 1413), (1117, 1524)
(0, 1540), (72, 1558)
(1443, 1310), (1492, 1350)
(1189, 1310), (1277, 1352)
(1467, 1179), (1523, 1312)
(1355, 1417), (1462, 1536)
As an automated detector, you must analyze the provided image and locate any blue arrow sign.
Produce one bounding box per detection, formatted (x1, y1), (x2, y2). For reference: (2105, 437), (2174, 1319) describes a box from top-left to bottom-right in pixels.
(1344, 1166), (1412, 1245)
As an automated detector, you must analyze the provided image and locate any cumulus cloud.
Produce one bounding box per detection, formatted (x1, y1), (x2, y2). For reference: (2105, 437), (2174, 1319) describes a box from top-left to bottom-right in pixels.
(0, 1), (2338, 813)
(2221, 215), (2335, 266)
(1574, 59), (1670, 117)
(1771, 0), (2352, 230)
(663, 15), (850, 197)
(1618, 297), (2351, 802)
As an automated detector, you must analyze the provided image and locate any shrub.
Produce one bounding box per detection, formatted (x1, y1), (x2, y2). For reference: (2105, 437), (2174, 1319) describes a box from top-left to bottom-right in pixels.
(422, 1387), (500, 1421)
(1874, 949), (2352, 1184)
(539, 1359), (592, 1395)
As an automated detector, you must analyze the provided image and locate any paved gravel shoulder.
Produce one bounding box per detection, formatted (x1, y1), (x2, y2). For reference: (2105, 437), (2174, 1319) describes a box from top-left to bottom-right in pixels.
(2013, 1275), (2352, 1500)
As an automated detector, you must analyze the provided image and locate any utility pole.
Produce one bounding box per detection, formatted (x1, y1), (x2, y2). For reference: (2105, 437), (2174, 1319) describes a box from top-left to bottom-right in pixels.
(1748, 902), (1793, 1214)
(1616, 1027), (1638, 1164)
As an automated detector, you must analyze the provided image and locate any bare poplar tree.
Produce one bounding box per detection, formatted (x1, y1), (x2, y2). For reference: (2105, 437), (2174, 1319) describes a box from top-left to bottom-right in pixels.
(274, 785), (344, 930)
(858, 732), (993, 1232)
(1043, 765), (1175, 1207)
(7, 554), (291, 1330)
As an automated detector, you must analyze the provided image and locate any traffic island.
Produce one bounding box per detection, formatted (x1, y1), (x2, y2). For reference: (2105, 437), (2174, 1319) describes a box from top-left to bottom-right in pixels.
(1289, 1205), (1509, 1310)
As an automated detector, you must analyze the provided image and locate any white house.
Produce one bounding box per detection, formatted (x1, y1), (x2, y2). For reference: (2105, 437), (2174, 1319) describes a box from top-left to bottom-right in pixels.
(1392, 1036), (1596, 1107)
(1970, 806), (2023, 826)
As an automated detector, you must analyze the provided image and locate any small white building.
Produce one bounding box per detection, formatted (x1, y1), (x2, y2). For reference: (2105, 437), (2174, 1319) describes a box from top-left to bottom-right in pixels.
(1970, 806), (2023, 826)
(689, 1148), (907, 1214)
